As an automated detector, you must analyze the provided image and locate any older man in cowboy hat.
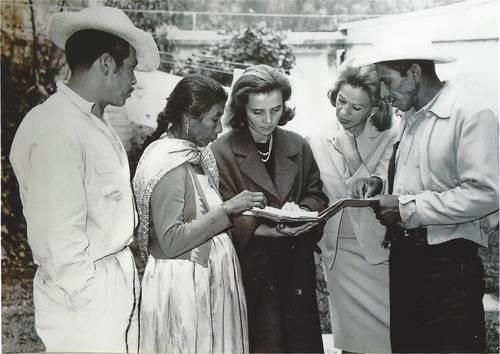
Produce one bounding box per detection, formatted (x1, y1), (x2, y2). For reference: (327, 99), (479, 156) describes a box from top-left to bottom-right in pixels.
(353, 38), (499, 352)
(9, 6), (159, 352)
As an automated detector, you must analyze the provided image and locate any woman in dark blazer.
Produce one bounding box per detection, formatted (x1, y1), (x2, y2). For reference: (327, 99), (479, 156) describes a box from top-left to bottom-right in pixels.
(211, 65), (328, 353)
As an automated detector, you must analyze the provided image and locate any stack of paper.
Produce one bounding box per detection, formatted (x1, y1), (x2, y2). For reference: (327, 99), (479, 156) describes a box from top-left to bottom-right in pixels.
(243, 206), (319, 223)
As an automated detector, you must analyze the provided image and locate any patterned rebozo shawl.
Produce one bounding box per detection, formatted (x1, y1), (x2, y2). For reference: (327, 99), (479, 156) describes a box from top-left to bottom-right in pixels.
(132, 135), (219, 259)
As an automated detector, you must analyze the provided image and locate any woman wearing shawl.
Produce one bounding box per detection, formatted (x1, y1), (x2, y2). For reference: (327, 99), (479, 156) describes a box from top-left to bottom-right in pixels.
(211, 65), (328, 353)
(133, 75), (266, 353)
(309, 62), (397, 353)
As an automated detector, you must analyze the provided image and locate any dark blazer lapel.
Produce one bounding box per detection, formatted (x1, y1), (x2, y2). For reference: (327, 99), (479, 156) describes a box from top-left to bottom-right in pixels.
(273, 128), (299, 200)
(231, 129), (281, 200)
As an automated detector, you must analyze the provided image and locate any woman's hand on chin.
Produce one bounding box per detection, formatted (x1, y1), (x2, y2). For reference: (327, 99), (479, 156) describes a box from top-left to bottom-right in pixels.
(331, 126), (358, 159)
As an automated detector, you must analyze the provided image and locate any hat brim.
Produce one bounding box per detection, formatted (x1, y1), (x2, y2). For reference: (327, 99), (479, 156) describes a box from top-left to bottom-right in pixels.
(353, 53), (456, 67)
(48, 10), (159, 72)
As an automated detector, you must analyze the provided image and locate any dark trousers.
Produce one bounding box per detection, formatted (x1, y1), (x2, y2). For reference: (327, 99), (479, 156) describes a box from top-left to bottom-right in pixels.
(389, 234), (486, 353)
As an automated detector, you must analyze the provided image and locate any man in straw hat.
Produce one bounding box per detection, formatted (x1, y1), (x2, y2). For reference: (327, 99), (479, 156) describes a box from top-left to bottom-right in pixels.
(353, 37), (498, 352)
(9, 6), (159, 352)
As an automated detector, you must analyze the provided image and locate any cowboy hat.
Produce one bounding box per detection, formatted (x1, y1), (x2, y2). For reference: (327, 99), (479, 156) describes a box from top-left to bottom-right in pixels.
(48, 6), (159, 72)
(352, 36), (456, 67)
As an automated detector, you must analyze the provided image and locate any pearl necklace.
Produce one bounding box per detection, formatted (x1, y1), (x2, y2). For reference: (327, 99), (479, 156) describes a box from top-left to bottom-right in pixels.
(257, 135), (273, 163)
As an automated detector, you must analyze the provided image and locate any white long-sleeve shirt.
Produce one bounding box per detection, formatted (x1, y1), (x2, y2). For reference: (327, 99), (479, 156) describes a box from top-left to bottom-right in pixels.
(10, 82), (137, 310)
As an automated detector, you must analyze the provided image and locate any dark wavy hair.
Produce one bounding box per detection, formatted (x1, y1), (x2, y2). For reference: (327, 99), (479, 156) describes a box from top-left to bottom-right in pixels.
(228, 64), (295, 130)
(328, 62), (392, 132)
(142, 75), (227, 150)
(65, 29), (131, 71)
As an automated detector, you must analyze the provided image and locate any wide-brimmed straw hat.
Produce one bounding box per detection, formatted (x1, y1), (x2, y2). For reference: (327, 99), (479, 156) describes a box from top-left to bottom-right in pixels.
(48, 6), (159, 72)
(352, 36), (456, 67)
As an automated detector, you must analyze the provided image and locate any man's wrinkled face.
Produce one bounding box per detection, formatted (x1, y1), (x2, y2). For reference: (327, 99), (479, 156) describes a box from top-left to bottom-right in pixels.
(375, 63), (418, 112)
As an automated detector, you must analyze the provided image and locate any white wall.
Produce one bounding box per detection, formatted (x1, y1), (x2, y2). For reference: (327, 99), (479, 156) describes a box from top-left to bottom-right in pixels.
(344, 0), (497, 42)
(436, 39), (498, 114)
(342, 0), (499, 114)
(286, 50), (338, 138)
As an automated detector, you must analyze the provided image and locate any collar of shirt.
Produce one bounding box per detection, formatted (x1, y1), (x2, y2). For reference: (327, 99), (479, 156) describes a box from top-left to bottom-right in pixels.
(402, 81), (449, 128)
(427, 81), (454, 119)
(57, 81), (95, 116)
(57, 81), (126, 165)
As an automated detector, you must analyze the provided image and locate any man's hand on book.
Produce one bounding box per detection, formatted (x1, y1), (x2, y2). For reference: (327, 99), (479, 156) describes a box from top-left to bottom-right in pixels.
(352, 177), (383, 198)
(372, 195), (402, 225)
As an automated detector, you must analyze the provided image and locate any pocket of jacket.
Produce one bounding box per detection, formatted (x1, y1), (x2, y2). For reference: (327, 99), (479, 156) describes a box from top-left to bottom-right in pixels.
(94, 159), (123, 201)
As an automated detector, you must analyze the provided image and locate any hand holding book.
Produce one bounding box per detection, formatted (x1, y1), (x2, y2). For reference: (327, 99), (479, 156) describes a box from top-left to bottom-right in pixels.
(243, 197), (379, 224)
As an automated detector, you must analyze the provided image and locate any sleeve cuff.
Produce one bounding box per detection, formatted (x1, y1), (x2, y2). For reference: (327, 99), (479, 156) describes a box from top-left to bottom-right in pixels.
(398, 195), (421, 229)
(206, 204), (233, 234)
(57, 270), (96, 311)
(66, 282), (95, 310)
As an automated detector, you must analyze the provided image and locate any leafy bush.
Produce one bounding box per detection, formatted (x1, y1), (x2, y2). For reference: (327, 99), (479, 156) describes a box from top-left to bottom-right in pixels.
(125, 23), (296, 176)
(104, 0), (179, 72)
(174, 23), (296, 86)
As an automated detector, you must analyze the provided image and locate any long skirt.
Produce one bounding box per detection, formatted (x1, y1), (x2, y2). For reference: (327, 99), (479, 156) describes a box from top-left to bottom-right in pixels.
(140, 233), (248, 353)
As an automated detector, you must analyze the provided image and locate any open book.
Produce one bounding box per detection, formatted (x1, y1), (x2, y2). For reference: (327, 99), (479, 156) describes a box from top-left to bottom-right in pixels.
(243, 198), (379, 223)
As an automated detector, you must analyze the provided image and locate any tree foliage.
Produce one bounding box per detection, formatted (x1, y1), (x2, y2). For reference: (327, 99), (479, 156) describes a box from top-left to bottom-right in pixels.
(174, 23), (296, 86)
(104, 0), (181, 71)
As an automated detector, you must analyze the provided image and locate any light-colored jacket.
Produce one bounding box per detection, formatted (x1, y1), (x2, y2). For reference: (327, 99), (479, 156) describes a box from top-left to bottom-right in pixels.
(9, 82), (137, 310)
(397, 81), (499, 246)
(309, 119), (398, 270)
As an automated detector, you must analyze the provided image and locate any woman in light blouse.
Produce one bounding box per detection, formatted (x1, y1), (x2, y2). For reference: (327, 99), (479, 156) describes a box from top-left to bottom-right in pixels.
(309, 61), (398, 353)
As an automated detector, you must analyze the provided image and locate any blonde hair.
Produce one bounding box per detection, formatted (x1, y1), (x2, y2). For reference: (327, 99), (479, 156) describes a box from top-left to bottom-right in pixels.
(328, 61), (392, 131)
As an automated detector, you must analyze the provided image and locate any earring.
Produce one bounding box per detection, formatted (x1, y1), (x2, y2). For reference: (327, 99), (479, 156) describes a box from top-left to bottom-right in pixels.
(185, 119), (190, 136)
